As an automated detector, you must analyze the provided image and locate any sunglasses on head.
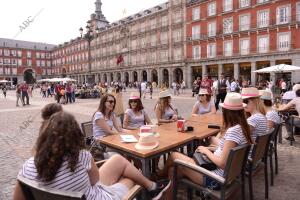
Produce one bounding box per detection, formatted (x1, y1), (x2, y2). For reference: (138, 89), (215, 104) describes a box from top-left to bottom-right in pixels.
(106, 100), (115, 104)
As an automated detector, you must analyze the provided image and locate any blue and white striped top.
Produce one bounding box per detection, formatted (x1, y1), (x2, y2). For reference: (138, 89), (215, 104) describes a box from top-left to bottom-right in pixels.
(212, 125), (248, 177)
(19, 150), (118, 200)
(247, 113), (268, 141)
(266, 110), (281, 125)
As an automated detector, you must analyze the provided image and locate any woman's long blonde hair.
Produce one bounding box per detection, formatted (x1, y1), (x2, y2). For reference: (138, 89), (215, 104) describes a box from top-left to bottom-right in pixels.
(250, 97), (266, 115)
(154, 97), (173, 116)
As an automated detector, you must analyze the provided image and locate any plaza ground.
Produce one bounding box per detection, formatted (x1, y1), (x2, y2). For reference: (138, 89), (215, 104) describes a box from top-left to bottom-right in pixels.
(0, 89), (299, 200)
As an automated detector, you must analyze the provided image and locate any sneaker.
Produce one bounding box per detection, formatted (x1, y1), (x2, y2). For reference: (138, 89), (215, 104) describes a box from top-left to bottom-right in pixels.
(149, 180), (171, 200)
(285, 136), (295, 141)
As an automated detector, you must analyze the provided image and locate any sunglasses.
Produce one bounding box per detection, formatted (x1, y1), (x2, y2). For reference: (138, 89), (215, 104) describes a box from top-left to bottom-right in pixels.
(106, 100), (115, 104)
(199, 94), (205, 97)
(243, 99), (249, 104)
(130, 100), (138, 103)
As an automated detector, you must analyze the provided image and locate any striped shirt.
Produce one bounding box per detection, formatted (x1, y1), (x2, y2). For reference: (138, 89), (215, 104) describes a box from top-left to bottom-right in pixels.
(19, 150), (117, 200)
(125, 109), (146, 128)
(212, 125), (248, 177)
(266, 110), (281, 125)
(247, 113), (268, 141)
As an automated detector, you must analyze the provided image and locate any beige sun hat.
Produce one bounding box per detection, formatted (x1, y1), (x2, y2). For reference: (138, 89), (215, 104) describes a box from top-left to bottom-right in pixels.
(259, 90), (272, 100)
(135, 133), (159, 150)
(159, 90), (171, 99)
(129, 92), (140, 100)
(293, 84), (300, 92)
(198, 88), (209, 95)
(220, 92), (246, 110)
(241, 87), (261, 99)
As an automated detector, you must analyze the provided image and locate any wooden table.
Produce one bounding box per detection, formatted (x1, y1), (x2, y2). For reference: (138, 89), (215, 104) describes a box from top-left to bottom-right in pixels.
(99, 122), (219, 177)
(188, 113), (223, 126)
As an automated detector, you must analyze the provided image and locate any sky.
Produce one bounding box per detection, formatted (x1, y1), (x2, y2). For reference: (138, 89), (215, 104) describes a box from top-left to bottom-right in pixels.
(0, 0), (167, 45)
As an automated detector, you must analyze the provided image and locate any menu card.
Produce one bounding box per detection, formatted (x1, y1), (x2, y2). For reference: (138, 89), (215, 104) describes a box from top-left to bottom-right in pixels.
(120, 135), (138, 143)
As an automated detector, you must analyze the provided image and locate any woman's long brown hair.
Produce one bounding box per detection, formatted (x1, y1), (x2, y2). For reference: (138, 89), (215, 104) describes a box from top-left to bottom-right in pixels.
(221, 108), (253, 144)
(34, 112), (85, 182)
(95, 94), (116, 119)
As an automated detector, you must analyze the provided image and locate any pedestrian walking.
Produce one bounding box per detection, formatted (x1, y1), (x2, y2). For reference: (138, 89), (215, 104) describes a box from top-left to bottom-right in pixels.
(16, 84), (24, 106)
(181, 80), (186, 94)
(2, 85), (7, 98)
(215, 73), (227, 110)
(141, 81), (147, 99)
(20, 81), (30, 105)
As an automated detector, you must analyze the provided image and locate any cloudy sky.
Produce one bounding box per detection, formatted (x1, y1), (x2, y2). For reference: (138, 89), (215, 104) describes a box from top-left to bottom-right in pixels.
(0, 0), (166, 44)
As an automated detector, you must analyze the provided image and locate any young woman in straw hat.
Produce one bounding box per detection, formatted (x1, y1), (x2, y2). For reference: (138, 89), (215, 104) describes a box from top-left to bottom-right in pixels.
(14, 112), (171, 200)
(191, 88), (216, 116)
(241, 87), (268, 141)
(259, 90), (280, 129)
(123, 92), (152, 130)
(154, 90), (178, 124)
(158, 93), (253, 198)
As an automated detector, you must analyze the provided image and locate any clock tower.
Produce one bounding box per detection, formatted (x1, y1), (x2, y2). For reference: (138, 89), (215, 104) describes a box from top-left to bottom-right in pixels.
(90, 0), (109, 30)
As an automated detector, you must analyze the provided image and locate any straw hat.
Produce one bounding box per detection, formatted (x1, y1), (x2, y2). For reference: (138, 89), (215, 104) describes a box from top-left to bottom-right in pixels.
(293, 84), (300, 92)
(259, 90), (272, 100)
(241, 87), (261, 99)
(220, 92), (246, 110)
(135, 133), (159, 150)
(129, 92), (140, 100)
(198, 88), (209, 95)
(159, 90), (171, 99)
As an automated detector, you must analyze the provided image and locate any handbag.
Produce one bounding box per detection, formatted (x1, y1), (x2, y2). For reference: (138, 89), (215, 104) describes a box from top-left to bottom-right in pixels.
(193, 152), (217, 170)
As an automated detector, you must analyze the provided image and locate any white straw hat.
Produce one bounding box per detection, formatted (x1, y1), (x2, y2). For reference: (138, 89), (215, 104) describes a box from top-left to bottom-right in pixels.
(241, 87), (261, 99)
(129, 92), (140, 100)
(198, 88), (209, 95)
(159, 90), (171, 99)
(220, 92), (246, 110)
(259, 90), (272, 100)
(293, 84), (300, 92)
(135, 133), (159, 150)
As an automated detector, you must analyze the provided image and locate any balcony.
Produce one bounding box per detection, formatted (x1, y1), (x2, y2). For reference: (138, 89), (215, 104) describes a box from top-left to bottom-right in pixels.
(187, 15), (300, 42)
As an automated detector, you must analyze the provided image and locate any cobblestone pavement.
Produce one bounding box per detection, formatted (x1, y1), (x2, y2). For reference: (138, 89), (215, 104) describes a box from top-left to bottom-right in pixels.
(0, 89), (299, 200)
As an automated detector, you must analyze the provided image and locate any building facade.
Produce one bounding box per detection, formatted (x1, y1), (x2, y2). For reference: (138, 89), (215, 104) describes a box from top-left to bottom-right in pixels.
(87, 0), (186, 87)
(186, 0), (300, 85)
(0, 38), (55, 84)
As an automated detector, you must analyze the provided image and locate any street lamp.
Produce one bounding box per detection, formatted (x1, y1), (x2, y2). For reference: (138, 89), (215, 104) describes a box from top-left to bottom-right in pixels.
(79, 21), (99, 84)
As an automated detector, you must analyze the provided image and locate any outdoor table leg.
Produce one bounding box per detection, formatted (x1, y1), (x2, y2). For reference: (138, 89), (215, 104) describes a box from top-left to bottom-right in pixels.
(278, 124), (282, 144)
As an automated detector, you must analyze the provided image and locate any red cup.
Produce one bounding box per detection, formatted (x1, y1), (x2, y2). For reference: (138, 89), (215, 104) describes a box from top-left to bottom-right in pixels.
(177, 120), (185, 132)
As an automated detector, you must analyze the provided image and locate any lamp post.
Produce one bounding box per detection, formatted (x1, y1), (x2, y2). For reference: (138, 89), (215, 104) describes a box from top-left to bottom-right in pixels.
(79, 21), (99, 84)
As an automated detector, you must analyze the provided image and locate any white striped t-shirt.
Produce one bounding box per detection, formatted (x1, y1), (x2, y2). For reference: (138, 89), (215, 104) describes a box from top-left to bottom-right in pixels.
(266, 110), (281, 125)
(19, 150), (117, 200)
(212, 125), (248, 177)
(247, 113), (268, 142)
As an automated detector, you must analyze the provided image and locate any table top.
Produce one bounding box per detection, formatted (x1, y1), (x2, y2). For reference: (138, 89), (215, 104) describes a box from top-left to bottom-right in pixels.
(99, 122), (219, 158)
(188, 113), (223, 125)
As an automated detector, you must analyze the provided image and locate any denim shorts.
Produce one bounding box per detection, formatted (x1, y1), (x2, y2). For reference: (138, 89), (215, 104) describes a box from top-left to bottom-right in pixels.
(203, 176), (221, 190)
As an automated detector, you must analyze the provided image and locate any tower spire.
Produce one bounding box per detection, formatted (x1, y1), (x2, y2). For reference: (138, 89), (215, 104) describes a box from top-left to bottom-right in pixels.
(92, 0), (109, 29)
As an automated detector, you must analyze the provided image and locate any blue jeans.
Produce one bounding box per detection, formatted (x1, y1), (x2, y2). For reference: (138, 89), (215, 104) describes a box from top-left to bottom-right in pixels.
(71, 91), (75, 102)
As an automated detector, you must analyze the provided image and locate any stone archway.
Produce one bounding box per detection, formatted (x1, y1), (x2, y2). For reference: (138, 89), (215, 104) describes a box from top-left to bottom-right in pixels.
(117, 72), (121, 82)
(103, 74), (108, 83)
(62, 68), (67, 78)
(173, 68), (183, 83)
(142, 70), (147, 82)
(151, 69), (158, 84)
(110, 73), (114, 83)
(163, 69), (169, 87)
(133, 71), (138, 82)
(124, 72), (129, 85)
(23, 69), (35, 84)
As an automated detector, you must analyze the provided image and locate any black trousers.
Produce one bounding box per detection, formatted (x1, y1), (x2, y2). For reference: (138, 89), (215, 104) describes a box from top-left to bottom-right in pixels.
(22, 91), (29, 105)
(215, 93), (227, 110)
